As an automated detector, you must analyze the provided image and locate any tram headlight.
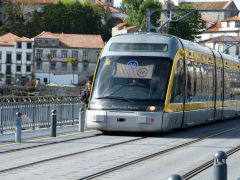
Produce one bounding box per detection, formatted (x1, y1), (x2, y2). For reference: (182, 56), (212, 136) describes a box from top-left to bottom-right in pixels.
(147, 106), (156, 111)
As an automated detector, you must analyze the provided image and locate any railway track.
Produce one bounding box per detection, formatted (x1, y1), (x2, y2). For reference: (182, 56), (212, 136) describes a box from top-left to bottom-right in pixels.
(1, 122), (240, 179)
(182, 142), (240, 179)
(0, 136), (147, 174)
(80, 125), (240, 180)
(0, 131), (103, 154)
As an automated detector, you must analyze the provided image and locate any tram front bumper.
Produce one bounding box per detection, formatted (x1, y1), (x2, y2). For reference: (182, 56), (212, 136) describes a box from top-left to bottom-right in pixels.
(86, 110), (163, 132)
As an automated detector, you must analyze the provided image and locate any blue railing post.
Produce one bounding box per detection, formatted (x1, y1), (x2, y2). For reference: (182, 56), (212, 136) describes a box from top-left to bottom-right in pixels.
(214, 151), (227, 180)
(0, 107), (3, 134)
(79, 104), (85, 132)
(15, 112), (22, 143)
(51, 110), (57, 137)
(167, 174), (183, 180)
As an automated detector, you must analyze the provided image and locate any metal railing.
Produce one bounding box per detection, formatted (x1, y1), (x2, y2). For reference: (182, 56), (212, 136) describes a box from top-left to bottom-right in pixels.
(0, 96), (81, 134)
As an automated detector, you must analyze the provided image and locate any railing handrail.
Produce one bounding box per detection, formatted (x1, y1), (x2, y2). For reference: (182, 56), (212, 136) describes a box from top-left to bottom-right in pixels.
(0, 96), (81, 104)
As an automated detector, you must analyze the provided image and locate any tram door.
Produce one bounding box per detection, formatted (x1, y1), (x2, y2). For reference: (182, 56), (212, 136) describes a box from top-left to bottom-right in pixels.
(164, 58), (185, 131)
(215, 64), (224, 120)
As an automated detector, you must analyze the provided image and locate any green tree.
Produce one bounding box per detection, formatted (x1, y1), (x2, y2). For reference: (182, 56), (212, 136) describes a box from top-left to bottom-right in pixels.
(121, 0), (162, 29)
(168, 4), (205, 41)
(0, 1), (25, 35)
(0, 0), (37, 36)
(24, 1), (111, 40)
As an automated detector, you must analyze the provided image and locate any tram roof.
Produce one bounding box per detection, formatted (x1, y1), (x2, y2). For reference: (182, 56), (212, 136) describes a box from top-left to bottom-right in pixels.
(103, 33), (239, 64)
(102, 33), (180, 60)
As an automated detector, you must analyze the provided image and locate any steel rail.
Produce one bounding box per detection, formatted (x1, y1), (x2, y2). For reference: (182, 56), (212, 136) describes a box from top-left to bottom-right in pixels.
(182, 141), (240, 179)
(80, 126), (240, 180)
(0, 136), (147, 174)
(0, 133), (102, 154)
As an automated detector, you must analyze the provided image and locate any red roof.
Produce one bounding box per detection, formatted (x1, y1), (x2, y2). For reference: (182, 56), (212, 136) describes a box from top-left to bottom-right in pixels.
(93, 0), (120, 13)
(0, 33), (20, 46)
(181, 1), (229, 9)
(114, 23), (128, 28)
(16, 37), (34, 42)
(201, 18), (214, 24)
(206, 22), (222, 32)
(222, 16), (240, 22)
(200, 35), (240, 43)
(35, 32), (104, 49)
(113, 23), (136, 30)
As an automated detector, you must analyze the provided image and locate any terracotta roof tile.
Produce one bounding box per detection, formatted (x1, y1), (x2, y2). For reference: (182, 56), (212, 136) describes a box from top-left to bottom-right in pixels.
(114, 23), (128, 28)
(35, 32), (104, 48)
(222, 16), (240, 21)
(181, 1), (229, 9)
(93, 1), (120, 13)
(34, 31), (59, 39)
(113, 23), (137, 31)
(201, 18), (214, 23)
(16, 37), (34, 42)
(206, 22), (222, 32)
(125, 26), (137, 30)
(0, 33), (20, 46)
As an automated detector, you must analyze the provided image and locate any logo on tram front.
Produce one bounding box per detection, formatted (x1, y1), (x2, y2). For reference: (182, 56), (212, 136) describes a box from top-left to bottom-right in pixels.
(127, 60), (139, 69)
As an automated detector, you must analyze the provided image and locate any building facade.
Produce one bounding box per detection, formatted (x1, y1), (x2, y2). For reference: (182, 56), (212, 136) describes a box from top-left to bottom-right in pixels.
(33, 31), (104, 85)
(200, 16), (240, 42)
(200, 35), (240, 59)
(112, 23), (141, 36)
(0, 33), (34, 85)
(180, 0), (238, 22)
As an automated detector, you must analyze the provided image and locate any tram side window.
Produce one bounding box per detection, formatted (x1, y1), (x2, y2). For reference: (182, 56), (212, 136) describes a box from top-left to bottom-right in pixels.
(225, 69), (237, 100)
(231, 71), (239, 100)
(201, 64), (214, 102)
(207, 65), (214, 101)
(201, 64), (209, 101)
(186, 61), (194, 102)
(170, 59), (184, 103)
(186, 61), (203, 102)
(234, 72), (240, 100)
(224, 69), (232, 100)
(193, 62), (202, 102)
(216, 67), (223, 101)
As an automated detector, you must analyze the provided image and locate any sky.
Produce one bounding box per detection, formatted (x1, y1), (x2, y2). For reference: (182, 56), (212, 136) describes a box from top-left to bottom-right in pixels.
(114, 0), (240, 9)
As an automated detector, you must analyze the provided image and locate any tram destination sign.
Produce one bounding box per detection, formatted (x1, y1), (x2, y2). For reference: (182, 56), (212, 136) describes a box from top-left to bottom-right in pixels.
(109, 43), (168, 52)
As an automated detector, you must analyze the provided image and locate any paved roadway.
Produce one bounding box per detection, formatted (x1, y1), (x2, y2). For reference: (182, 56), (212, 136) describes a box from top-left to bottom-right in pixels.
(1, 119), (240, 180)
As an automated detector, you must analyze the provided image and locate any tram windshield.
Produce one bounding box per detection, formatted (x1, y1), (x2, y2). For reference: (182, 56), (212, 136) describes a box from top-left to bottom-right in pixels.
(90, 56), (172, 110)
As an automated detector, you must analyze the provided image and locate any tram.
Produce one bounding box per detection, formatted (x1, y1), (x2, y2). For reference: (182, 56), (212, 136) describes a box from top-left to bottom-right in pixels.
(86, 33), (240, 132)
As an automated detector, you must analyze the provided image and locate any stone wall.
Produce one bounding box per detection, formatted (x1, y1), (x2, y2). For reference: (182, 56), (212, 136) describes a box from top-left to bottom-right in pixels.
(0, 85), (82, 97)
(39, 86), (81, 96)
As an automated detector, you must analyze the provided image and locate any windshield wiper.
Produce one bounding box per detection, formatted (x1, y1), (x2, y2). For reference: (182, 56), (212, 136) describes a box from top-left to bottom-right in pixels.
(96, 96), (133, 102)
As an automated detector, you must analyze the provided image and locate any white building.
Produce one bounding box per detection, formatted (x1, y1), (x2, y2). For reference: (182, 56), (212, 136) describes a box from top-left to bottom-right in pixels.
(200, 35), (240, 59)
(33, 31), (104, 86)
(200, 16), (240, 42)
(0, 33), (34, 85)
(180, 0), (238, 22)
(199, 16), (240, 60)
(112, 23), (141, 36)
